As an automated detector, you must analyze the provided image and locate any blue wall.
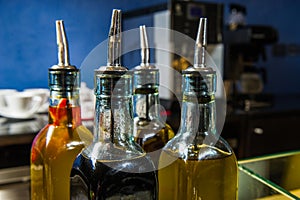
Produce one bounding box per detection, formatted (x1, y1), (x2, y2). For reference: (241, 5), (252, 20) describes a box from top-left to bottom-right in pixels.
(0, 0), (300, 94)
(0, 0), (166, 90)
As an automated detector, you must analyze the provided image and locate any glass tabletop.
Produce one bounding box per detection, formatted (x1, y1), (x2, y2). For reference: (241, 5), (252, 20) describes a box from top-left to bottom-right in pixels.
(238, 150), (300, 199)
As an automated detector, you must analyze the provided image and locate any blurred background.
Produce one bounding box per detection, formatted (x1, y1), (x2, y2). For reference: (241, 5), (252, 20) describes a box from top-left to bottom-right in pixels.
(0, 0), (300, 95)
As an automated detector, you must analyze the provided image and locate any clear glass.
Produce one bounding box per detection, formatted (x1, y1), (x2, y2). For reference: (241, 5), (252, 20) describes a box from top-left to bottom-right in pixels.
(70, 71), (158, 199)
(30, 87), (93, 200)
(238, 150), (300, 199)
(158, 70), (238, 199)
(133, 69), (174, 167)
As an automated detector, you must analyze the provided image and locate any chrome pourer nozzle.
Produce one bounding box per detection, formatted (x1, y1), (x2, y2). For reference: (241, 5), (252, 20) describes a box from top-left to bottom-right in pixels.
(194, 18), (207, 68)
(139, 25), (150, 66)
(49, 20), (78, 90)
(107, 9), (122, 67)
(56, 20), (70, 67)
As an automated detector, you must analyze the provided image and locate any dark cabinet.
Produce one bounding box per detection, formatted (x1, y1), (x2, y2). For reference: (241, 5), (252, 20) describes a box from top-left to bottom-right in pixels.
(0, 144), (31, 169)
(223, 110), (300, 159)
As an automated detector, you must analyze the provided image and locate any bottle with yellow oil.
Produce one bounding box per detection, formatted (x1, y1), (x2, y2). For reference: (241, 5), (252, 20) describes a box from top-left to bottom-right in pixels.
(30, 20), (93, 200)
(158, 18), (238, 200)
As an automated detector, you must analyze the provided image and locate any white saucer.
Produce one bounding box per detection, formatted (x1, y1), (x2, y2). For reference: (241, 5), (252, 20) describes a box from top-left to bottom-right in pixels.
(0, 108), (38, 119)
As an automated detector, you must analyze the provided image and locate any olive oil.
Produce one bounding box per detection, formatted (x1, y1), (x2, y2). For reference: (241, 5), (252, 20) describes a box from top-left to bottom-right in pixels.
(159, 145), (237, 200)
(134, 88), (174, 153)
(31, 105), (92, 200)
(135, 120), (174, 152)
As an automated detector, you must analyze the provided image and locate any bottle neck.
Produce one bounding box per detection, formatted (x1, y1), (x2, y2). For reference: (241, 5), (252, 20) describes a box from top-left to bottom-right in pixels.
(179, 70), (217, 136)
(180, 94), (216, 135)
(48, 89), (82, 126)
(134, 87), (160, 121)
(94, 95), (132, 144)
(93, 71), (133, 145)
(133, 68), (161, 121)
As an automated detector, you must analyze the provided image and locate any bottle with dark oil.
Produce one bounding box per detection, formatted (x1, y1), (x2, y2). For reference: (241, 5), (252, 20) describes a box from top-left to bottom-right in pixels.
(70, 9), (157, 200)
(133, 25), (174, 167)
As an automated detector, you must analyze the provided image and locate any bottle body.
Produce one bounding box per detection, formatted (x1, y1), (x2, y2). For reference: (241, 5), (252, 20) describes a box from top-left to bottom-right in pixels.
(70, 71), (158, 199)
(71, 149), (157, 199)
(159, 140), (237, 199)
(31, 96), (92, 199)
(135, 118), (174, 153)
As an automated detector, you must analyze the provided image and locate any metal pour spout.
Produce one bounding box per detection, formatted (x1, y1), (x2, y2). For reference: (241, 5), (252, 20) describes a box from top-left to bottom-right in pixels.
(56, 20), (70, 67)
(107, 9), (122, 67)
(140, 25), (150, 66)
(49, 20), (78, 91)
(194, 18), (207, 68)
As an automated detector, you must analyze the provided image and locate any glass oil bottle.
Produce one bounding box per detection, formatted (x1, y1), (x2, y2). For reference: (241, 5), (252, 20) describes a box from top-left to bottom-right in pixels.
(70, 10), (158, 200)
(133, 25), (174, 166)
(158, 18), (238, 200)
(30, 20), (93, 200)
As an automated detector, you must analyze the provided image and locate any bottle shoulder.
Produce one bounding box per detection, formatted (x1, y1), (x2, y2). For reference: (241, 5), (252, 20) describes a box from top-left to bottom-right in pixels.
(163, 132), (236, 161)
(77, 142), (156, 173)
(31, 124), (92, 151)
(82, 140), (144, 161)
(30, 125), (92, 165)
(134, 117), (172, 131)
(134, 118), (174, 140)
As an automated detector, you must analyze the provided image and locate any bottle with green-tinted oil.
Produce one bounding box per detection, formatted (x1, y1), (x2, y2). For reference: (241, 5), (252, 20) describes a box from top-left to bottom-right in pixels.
(158, 18), (238, 200)
(133, 25), (174, 166)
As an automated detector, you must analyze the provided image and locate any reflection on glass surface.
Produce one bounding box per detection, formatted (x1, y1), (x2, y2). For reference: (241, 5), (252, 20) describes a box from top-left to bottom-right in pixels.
(239, 150), (300, 199)
(0, 115), (48, 136)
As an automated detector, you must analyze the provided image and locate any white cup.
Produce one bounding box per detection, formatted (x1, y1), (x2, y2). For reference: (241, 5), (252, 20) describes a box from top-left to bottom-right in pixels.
(23, 88), (49, 112)
(3, 92), (42, 115)
(23, 88), (49, 103)
(0, 89), (17, 107)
